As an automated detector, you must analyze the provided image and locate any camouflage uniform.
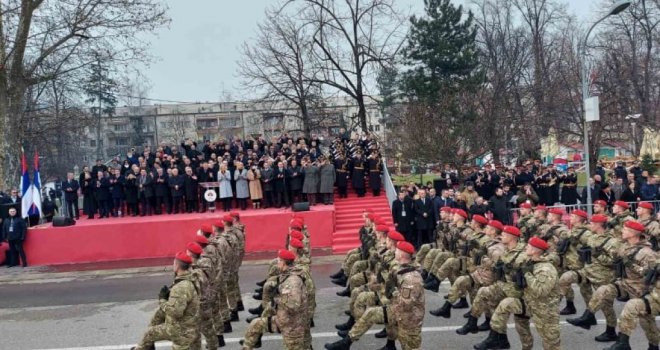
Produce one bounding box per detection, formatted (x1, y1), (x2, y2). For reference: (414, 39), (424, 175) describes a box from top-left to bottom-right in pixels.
(348, 262), (425, 350)
(342, 226), (374, 274)
(227, 226), (244, 310)
(608, 211), (635, 240)
(447, 237), (505, 304)
(215, 232), (233, 323)
(135, 271), (200, 350)
(429, 224), (475, 284)
(556, 224), (593, 303)
(416, 220), (449, 265)
(640, 217), (660, 251)
(419, 222), (454, 272)
(242, 267), (309, 350)
(350, 248), (397, 318)
(348, 240), (387, 292)
(192, 254), (218, 350)
(490, 256), (560, 350)
(517, 214), (538, 243)
(587, 241), (657, 328)
(618, 277), (660, 344)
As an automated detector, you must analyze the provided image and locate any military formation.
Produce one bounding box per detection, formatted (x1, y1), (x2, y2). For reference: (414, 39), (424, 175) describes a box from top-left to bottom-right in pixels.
(325, 200), (660, 350)
(131, 211), (246, 350)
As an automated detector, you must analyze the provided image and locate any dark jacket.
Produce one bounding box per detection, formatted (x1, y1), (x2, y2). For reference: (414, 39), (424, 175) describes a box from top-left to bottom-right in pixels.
(109, 175), (125, 199)
(94, 177), (111, 201)
(153, 173), (170, 197)
(488, 194), (511, 225)
(2, 216), (27, 241)
(392, 197), (414, 232)
(273, 167), (288, 193)
(137, 174), (154, 199)
(184, 174), (199, 199)
(124, 174), (139, 203)
(61, 179), (80, 201)
(469, 203), (489, 217)
(413, 197), (435, 230)
(168, 175), (185, 198)
(287, 166), (303, 191)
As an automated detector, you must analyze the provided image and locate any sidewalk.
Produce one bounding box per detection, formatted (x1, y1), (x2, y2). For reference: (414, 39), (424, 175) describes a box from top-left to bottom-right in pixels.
(0, 248), (341, 285)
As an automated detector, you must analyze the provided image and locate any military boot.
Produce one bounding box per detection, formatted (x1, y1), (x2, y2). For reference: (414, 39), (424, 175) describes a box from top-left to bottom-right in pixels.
(230, 310), (239, 322)
(649, 344), (660, 350)
(463, 311), (471, 318)
(336, 286), (351, 297)
(337, 329), (349, 338)
(239, 335), (262, 349)
(252, 290), (263, 300)
(256, 279), (266, 287)
(595, 326), (618, 342)
(374, 328), (387, 338)
(604, 333), (631, 350)
(473, 330), (510, 350)
(310, 318), (315, 327)
(567, 309), (597, 330)
(421, 269), (429, 280)
(477, 316), (491, 332)
(335, 316), (355, 331)
(324, 337), (352, 350)
(330, 269), (345, 279)
(237, 299), (245, 312)
(254, 287), (263, 294)
(223, 321), (233, 333)
(423, 274), (440, 292)
(377, 339), (396, 350)
(430, 301), (452, 318)
(332, 275), (348, 287)
(217, 335), (225, 347)
(249, 304), (263, 315)
(456, 315), (479, 335)
(452, 297), (469, 309)
(559, 300), (577, 315)
(246, 314), (259, 324)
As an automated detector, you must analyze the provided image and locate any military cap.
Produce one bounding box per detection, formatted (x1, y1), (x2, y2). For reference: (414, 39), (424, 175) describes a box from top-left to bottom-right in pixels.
(375, 225), (390, 233)
(194, 235), (209, 245)
(186, 242), (203, 255)
(396, 241), (415, 255)
(639, 202), (654, 211)
(222, 214), (233, 223)
(213, 221), (224, 229)
(290, 238), (304, 249)
(387, 231), (405, 241)
(548, 208), (564, 216)
(624, 220), (645, 233)
(454, 209), (468, 219)
(278, 249), (296, 261)
(200, 224), (213, 234)
(290, 230), (304, 241)
(502, 225), (521, 237)
(519, 202), (533, 209)
(472, 215), (488, 225)
(591, 214), (608, 223)
(614, 200), (629, 209)
(487, 220), (504, 232)
(572, 209), (588, 219)
(534, 205), (547, 211)
(594, 200), (607, 207)
(175, 251), (193, 264)
(528, 236), (549, 250)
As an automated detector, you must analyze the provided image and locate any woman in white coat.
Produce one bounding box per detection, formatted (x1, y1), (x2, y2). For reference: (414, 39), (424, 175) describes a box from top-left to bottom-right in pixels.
(234, 162), (250, 210)
(218, 163), (233, 212)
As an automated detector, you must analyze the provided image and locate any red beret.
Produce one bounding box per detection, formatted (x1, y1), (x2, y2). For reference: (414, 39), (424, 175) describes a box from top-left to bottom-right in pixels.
(639, 202), (654, 211)
(200, 224), (213, 234)
(367, 213), (376, 220)
(290, 238), (304, 249)
(229, 211), (240, 218)
(472, 215), (488, 225)
(375, 225), (390, 233)
(278, 249), (296, 261)
(396, 241), (415, 255)
(519, 202), (533, 209)
(374, 217), (387, 225)
(624, 220), (645, 233)
(175, 251), (193, 264)
(440, 207), (453, 213)
(528, 236), (549, 250)
(186, 242), (203, 255)
(594, 200), (607, 207)
(222, 215), (233, 223)
(502, 225), (521, 237)
(387, 231), (405, 241)
(487, 220), (504, 232)
(454, 209), (468, 219)
(548, 208), (564, 216)
(365, 208), (375, 213)
(213, 221), (224, 229)
(194, 235), (209, 245)
(534, 205), (547, 211)
(290, 220), (303, 230)
(591, 214), (609, 223)
(572, 210), (588, 219)
(290, 230), (304, 241)
(614, 200), (629, 209)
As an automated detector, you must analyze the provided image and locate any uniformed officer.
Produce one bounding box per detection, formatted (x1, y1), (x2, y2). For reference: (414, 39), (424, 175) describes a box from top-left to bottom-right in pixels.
(132, 251), (200, 350)
(556, 209), (593, 315)
(609, 201), (635, 238)
(637, 202), (660, 251)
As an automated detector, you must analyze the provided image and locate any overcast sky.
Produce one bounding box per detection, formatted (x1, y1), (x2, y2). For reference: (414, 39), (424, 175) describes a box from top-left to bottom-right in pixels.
(143, 0), (598, 104)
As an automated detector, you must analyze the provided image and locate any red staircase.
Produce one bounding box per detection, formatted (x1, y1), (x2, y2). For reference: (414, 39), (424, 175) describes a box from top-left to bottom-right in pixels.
(331, 191), (392, 254)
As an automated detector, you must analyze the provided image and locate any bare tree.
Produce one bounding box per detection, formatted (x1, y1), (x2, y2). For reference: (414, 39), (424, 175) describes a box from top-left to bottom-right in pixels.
(0, 0), (169, 188)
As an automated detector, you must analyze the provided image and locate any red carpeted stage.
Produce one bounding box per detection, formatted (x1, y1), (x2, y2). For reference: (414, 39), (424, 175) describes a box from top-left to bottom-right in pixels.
(24, 206), (335, 266)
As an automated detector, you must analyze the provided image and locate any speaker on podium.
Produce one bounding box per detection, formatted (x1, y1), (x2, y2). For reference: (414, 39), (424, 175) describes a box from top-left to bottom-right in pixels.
(52, 216), (76, 227)
(292, 202), (310, 212)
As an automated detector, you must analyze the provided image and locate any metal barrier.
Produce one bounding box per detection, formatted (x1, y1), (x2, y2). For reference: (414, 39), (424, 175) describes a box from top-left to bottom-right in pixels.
(382, 157), (397, 209)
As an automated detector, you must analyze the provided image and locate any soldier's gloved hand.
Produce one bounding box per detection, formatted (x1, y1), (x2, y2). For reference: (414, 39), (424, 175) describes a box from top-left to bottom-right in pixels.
(521, 260), (534, 274)
(159, 285), (170, 300)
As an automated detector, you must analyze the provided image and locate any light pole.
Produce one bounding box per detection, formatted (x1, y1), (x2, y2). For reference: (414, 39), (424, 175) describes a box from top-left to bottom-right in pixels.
(625, 114), (641, 156)
(580, 0), (631, 216)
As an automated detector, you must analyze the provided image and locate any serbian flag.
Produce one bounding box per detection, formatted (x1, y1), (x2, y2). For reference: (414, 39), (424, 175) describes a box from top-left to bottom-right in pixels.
(20, 148), (31, 219)
(29, 150), (42, 218)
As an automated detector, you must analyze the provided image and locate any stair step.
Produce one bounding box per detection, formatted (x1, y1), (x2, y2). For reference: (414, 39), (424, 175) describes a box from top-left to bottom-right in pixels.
(333, 243), (360, 254)
(332, 236), (360, 244)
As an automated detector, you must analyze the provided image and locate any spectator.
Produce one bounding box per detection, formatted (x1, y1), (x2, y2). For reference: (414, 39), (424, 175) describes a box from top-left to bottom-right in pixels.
(598, 182), (615, 208)
(41, 196), (58, 223)
(302, 158), (320, 206)
(272, 161), (289, 208)
(488, 187), (511, 225)
(2, 207), (27, 267)
(413, 189), (434, 248)
(392, 189), (414, 243)
(640, 176), (658, 202)
(611, 177), (625, 201)
(453, 194), (469, 214)
(217, 163), (233, 212)
(287, 159), (303, 204)
(137, 168), (154, 216)
(234, 162), (249, 211)
(460, 182), (478, 208)
(319, 156), (336, 205)
(61, 172), (80, 220)
(184, 166), (199, 213)
(247, 164), (263, 209)
(516, 182), (539, 206)
(261, 160), (274, 208)
(469, 196), (489, 217)
(613, 160), (628, 180)
(168, 167), (185, 214)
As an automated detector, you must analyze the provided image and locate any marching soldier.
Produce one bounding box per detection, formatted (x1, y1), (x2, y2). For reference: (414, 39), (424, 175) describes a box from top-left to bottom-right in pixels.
(228, 213), (246, 313)
(212, 220), (233, 334)
(331, 211), (376, 286)
(556, 209), (593, 315)
(516, 203), (537, 243)
(325, 241), (425, 350)
(568, 220), (658, 343)
(132, 252), (200, 350)
(609, 200), (635, 238)
(637, 202), (660, 251)
(197, 225), (226, 347)
(417, 206), (452, 272)
(187, 241), (219, 350)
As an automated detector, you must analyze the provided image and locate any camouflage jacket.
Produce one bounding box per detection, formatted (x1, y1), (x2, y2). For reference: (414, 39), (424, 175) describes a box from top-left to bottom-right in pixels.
(523, 257), (560, 309)
(517, 214), (537, 242)
(390, 262), (425, 330)
(581, 232), (620, 286)
(616, 241), (658, 298)
(160, 271), (200, 333)
(495, 246), (527, 298)
(640, 217), (660, 250)
(472, 239), (506, 286)
(275, 268), (309, 338)
(558, 224), (592, 271)
(608, 211), (634, 239)
(192, 256), (216, 304)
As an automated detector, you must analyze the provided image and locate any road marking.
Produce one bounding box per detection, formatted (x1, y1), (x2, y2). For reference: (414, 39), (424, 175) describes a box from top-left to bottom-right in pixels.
(37, 317), (652, 350)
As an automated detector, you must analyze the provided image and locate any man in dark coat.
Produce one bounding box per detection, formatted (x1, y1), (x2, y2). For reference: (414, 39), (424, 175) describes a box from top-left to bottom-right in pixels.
(392, 189), (415, 243)
(367, 153), (382, 196)
(488, 187), (511, 225)
(287, 159), (303, 204)
(413, 189), (434, 248)
(109, 168), (125, 217)
(273, 161), (289, 208)
(2, 207), (27, 267)
(61, 172), (80, 219)
(351, 153), (366, 197)
(183, 166), (199, 213)
(124, 168), (139, 216)
(80, 167), (95, 219)
(261, 161), (274, 208)
(334, 155), (350, 198)
(94, 171), (111, 218)
(138, 168), (154, 216)
(153, 167), (170, 214)
(168, 168), (185, 214)
(319, 156), (336, 204)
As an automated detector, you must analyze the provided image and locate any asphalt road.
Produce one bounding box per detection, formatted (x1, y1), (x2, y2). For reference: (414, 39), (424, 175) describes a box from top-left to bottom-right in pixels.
(0, 261), (657, 350)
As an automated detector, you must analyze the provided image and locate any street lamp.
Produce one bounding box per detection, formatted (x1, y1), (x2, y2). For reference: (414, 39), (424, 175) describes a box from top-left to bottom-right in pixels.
(580, 0), (632, 216)
(625, 114), (641, 156)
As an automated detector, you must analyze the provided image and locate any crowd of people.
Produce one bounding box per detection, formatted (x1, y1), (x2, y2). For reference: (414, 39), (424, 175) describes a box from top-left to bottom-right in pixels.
(323, 199), (660, 350)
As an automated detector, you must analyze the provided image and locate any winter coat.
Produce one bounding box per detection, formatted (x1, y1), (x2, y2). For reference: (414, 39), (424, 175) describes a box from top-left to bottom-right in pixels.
(247, 169), (263, 200)
(217, 170), (233, 199)
(234, 169), (250, 199)
(319, 164), (336, 194)
(302, 165), (320, 194)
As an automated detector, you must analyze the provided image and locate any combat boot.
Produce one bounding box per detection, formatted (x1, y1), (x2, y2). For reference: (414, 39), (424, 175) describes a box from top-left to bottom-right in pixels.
(237, 299), (245, 311)
(217, 335), (225, 347)
(310, 318), (315, 327)
(649, 344), (659, 350)
(335, 316), (355, 331)
(239, 335), (262, 349)
(559, 300), (577, 315)
(473, 330), (510, 350)
(337, 329), (349, 338)
(246, 314), (259, 324)
(336, 286), (351, 297)
(452, 297), (469, 309)
(249, 304), (263, 315)
(332, 275), (348, 287)
(254, 287), (263, 294)
(324, 336), (352, 350)
(421, 269), (429, 280)
(223, 321), (233, 333)
(430, 301), (452, 318)
(252, 290), (263, 300)
(377, 339), (396, 350)
(567, 309), (597, 330)
(477, 316), (491, 332)
(374, 328), (387, 338)
(604, 333), (631, 350)
(463, 311), (471, 318)
(230, 310), (239, 322)
(595, 326), (618, 342)
(330, 269), (345, 279)
(424, 274), (440, 292)
(256, 279), (266, 287)
(456, 315), (479, 335)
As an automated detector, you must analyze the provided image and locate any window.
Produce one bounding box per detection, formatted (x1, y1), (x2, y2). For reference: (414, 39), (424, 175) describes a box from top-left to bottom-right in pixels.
(375, 125), (380, 132)
(114, 124), (127, 132)
(219, 117), (239, 128)
(197, 119), (218, 129)
(115, 137), (129, 146)
(90, 139), (97, 147)
(160, 122), (168, 129)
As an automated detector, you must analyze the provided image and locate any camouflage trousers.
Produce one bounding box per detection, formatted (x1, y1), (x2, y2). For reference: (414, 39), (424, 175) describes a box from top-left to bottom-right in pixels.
(416, 243), (441, 267)
(490, 297), (560, 350)
(618, 297), (660, 344)
(216, 276), (231, 324)
(242, 317), (306, 350)
(193, 297), (219, 350)
(447, 274), (479, 305)
(470, 283), (521, 320)
(558, 270), (594, 303)
(227, 271), (242, 310)
(427, 250), (453, 274)
(267, 258), (279, 278)
(350, 290), (379, 319)
(135, 309), (197, 350)
(349, 270), (373, 292)
(342, 249), (361, 273)
(589, 282), (639, 327)
(348, 305), (421, 350)
(432, 256), (465, 284)
(350, 260), (369, 276)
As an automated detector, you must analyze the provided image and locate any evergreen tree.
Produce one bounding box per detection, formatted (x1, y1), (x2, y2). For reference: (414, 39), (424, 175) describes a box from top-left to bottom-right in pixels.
(640, 153), (657, 174)
(83, 60), (118, 160)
